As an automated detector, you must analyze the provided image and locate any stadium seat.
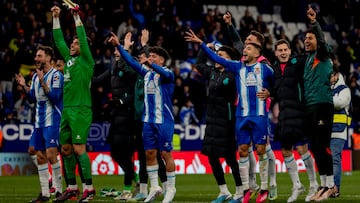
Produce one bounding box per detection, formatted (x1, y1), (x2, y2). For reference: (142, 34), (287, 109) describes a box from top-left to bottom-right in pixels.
(247, 6), (258, 17)
(297, 22), (307, 32)
(238, 6), (246, 15)
(272, 14), (283, 24)
(262, 14), (272, 24)
(227, 5), (238, 15)
(286, 22), (297, 31)
(323, 31), (338, 49)
(217, 5), (227, 14)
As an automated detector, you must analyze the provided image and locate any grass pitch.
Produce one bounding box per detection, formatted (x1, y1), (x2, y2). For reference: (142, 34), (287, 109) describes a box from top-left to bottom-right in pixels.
(0, 171), (359, 202)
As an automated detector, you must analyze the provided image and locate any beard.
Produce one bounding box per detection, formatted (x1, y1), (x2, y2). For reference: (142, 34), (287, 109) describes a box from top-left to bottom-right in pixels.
(36, 62), (46, 70)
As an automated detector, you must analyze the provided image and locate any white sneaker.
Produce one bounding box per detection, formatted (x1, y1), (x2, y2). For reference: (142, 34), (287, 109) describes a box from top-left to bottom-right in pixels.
(305, 185), (319, 202)
(315, 186), (337, 202)
(114, 191), (133, 201)
(228, 192), (243, 203)
(162, 188), (176, 203)
(128, 193), (147, 202)
(211, 192), (232, 203)
(268, 185), (278, 200)
(144, 186), (162, 203)
(287, 185), (305, 203)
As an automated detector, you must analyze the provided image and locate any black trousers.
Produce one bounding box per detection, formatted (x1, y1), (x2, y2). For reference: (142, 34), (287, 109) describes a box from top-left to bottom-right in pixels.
(305, 103), (334, 176)
(208, 151), (242, 186)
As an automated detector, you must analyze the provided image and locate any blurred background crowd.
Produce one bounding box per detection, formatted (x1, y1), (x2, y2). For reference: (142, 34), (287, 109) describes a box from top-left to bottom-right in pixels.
(1, 0), (360, 132)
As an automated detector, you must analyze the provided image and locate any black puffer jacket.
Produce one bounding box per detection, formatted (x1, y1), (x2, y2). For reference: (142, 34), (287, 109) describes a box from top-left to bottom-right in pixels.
(273, 55), (307, 141)
(196, 49), (237, 157)
(93, 59), (137, 144)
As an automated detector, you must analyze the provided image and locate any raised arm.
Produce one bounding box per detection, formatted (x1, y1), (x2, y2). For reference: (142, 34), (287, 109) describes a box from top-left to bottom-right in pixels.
(108, 32), (147, 76)
(185, 29), (225, 64)
(184, 29), (240, 72)
(51, 6), (69, 60)
(195, 43), (214, 78)
(140, 29), (150, 57)
(307, 4), (330, 60)
(71, 5), (94, 66)
(149, 63), (174, 82)
(224, 12), (244, 54)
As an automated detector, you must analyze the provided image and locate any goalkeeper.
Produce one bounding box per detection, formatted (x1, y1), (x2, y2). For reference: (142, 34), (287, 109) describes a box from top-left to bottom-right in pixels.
(51, 2), (95, 203)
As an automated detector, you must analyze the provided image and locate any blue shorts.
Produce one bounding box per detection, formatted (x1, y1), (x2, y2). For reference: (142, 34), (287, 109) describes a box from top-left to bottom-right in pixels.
(33, 126), (60, 151)
(29, 131), (35, 148)
(142, 122), (174, 152)
(235, 116), (268, 145)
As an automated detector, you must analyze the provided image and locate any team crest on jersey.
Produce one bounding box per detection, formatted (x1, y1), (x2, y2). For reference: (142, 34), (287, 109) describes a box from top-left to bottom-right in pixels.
(147, 80), (156, 94)
(246, 72), (257, 86)
(67, 58), (75, 67)
(254, 66), (261, 74)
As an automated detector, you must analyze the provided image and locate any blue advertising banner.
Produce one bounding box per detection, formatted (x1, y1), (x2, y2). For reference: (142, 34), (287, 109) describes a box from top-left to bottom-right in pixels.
(0, 122), (353, 152)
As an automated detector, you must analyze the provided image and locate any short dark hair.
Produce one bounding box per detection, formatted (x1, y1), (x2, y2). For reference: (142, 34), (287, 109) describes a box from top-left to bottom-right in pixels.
(274, 39), (290, 50)
(249, 30), (265, 48)
(217, 45), (240, 60)
(149, 46), (170, 62)
(37, 45), (55, 61)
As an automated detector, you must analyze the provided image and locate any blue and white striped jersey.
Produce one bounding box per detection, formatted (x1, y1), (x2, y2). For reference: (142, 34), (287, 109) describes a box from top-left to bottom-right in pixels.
(143, 68), (175, 123)
(28, 68), (64, 128)
(117, 45), (175, 124)
(200, 43), (274, 117)
(235, 63), (273, 116)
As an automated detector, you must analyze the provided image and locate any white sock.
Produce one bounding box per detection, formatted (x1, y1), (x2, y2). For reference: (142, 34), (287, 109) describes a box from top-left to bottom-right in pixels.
(248, 148), (257, 189)
(284, 154), (301, 188)
(166, 171), (175, 190)
(38, 163), (50, 197)
(140, 183), (148, 195)
(31, 155), (38, 166)
(219, 184), (230, 195)
(68, 184), (78, 190)
(51, 162), (62, 193)
(239, 157), (250, 190)
(301, 151), (318, 187)
(266, 145), (276, 187)
(82, 183), (86, 192)
(326, 175), (335, 188)
(162, 181), (167, 194)
(147, 165), (159, 189)
(258, 153), (269, 190)
(320, 175), (326, 187)
(84, 184), (94, 191)
(235, 185), (243, 197)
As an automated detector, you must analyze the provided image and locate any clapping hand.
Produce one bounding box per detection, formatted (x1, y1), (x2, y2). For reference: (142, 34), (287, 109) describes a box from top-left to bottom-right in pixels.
(14, 73), (26, 87)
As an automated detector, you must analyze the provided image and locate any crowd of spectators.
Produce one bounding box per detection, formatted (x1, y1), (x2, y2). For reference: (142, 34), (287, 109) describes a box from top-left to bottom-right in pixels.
(1, 0), (360, 133)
